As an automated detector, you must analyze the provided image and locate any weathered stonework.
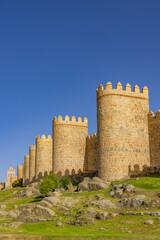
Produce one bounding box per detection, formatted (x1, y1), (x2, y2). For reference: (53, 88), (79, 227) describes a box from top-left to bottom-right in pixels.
(29, 145), (36, 182)
(35, 135), (52, 180)
(24, 154), (29, 186)
(97, 82), (150, 181)
(5, 166), (17, 189)
(148, 111), (160, 167)
(17, 81), (160, 184)
(86, 134), (99, 172)
(17, 165), (22, 179)
(53, 116), (88, 177)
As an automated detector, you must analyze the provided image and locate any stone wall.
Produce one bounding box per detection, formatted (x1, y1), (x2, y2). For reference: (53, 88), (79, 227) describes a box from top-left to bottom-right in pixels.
(97, 82), (150, 181)
(148, 110), (160, 167)
(86, 133), (99, 172)
(52, 116), (88, 177)
(35, 135), (52, 180)
(29, 145), (36, 183)
(24, 154), (29, 186)
(17, 165), (22, 179)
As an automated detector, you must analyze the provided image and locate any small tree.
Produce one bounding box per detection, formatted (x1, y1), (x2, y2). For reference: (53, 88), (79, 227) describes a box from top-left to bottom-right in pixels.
(39, 173), (59, 197)
(12, 178), (23, 188)
(61, 176), (71, 190)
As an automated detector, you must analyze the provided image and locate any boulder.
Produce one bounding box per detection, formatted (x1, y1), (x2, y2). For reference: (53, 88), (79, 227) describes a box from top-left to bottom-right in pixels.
(46, 191), (61, 197)
(43, 196), (61, 207)
(77, 177), (110, 192)
(150, 212), (160, 217)
(91, 199), (117, 209)
(10, 204), (55, 222)
(87, 209), (97, 218)
(16, 187), (41, 198)
(96, 212), (109, 220)
(144, 220), (153, 225)
(26, 182), (39, 189)
(109, 184), (134, 198)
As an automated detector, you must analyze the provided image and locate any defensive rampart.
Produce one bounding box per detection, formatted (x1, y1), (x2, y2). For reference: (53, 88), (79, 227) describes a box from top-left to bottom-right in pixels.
(52, 116), (88, 177)
(97, 82), (150, 181)
(86, 133), (99, 172)
(17, 165), (22, 179)
(29, 145), (36, 182)
(35, 135), (52, 180)
(24, 154), (29, 186)
(148, 110), (160, 167)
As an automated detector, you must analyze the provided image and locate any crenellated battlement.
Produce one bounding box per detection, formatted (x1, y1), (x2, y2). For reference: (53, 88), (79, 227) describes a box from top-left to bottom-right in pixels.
(36, 135), (52, 141)
(29, 145), (36, 149)
(87, 133), (97, 141)
(96, 82), (149, 99)
(148, 110), (160, 119)
(53, 115), (88, 127)
(25, 154), (29, 160)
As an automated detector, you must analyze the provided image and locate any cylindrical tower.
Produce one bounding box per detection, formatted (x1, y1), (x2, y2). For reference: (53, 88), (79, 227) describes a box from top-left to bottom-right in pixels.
(22, 161), (25, 186)
(24, 154), (29, 186)
(29, 145), (36, 182)
(52, 115), (88, 177)
(35, 135), (52, 180)
(17, 165), (22, 179)
(97, 82), (150, 181)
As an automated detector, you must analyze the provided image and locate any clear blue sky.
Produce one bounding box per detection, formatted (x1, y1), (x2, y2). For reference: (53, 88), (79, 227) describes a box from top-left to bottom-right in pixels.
(0, 0), (160, 182)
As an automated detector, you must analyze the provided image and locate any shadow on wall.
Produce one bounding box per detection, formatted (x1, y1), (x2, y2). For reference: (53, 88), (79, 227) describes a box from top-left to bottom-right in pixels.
(128, 164), (160, 177)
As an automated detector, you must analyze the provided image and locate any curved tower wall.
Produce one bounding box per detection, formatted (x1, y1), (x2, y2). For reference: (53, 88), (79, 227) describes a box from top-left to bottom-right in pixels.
(35, 135), (52, 180)
(97, 82), (150, 181)
(86, 134), (99, 172)
(52, 116), (88, 176)
(29, 145), (36, 182)
(17, 165), (22, 179)
(22, 161), (25, 185)
(24, 154), (29, 186)
(148, 110), (160, 167)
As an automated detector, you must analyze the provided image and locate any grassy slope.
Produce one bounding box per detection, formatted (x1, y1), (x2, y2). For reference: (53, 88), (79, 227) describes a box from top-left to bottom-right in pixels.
(0, 175), (160, 239)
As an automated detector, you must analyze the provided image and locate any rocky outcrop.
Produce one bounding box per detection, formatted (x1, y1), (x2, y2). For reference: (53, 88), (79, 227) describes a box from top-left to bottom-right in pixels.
(9, 204), (55, 222)
(77, 177), (110, 192)
(109, 184), (134, 198)
(16, 187), (41, 198)
(91, 199), (117, 209)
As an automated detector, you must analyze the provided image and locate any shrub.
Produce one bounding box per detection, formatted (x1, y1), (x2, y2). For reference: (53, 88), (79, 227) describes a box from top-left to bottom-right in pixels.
(39, 173), (59, 197)
(61, 176), (71, 190)
(12, 178), (23, 188)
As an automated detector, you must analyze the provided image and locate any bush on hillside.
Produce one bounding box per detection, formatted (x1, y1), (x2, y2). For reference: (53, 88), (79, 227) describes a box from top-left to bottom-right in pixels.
(12, 178), (23, 188)
(39, 173), (59, 197)
(60, 176), (71, 190)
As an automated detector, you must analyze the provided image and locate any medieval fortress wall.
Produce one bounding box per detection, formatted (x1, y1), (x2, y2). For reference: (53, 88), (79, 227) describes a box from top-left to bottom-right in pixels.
(14, 82), (160, 186)
(52, 116), (88, 176)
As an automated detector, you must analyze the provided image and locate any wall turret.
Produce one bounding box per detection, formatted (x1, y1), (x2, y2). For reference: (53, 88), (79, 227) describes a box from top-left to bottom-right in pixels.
(86, 133), (98, 172)
(52, 115), (88, 176)
(148, 110), (160, 167)
(17, 165), (22, 179)
(97, 82), (150, 181)
(29, 145), (36, 183)
(35, 135), (52, 180)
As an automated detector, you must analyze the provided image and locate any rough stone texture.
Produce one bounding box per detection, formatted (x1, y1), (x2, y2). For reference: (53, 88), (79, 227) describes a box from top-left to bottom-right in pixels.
(16, 188), (41, 198)
(109, 184), (134, 198)
(77, 177), (110, 192)
(24, 155), (29, 186)
(86, 134), (99, 172)
(17, 165), (22, 180)
(148, 111), (160, 167)
(91, 199), (116, 209)
(18, 82), (160, 184)
(10, 204), (55, 222)
(43, 196), (61, 207)
(144, 220), (153, 225)
(97, 82), (150, 181)
(35, 135), (53, 180)
(52, 116), (88, 176)
(5, 166), (17, 189)
(29, 145), (36, 183)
